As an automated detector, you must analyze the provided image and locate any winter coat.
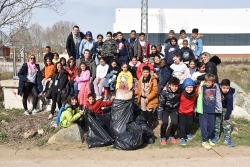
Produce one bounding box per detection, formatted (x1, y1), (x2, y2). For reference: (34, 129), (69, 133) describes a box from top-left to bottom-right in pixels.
(51, 70), (68, 93)
(177, 47), (195, 62)
(154, 63), (161, 77)
(190, 35), (203, 57)
(221, 87), (235, 120)
(134, 40), (150, 59)
(196, 82), (222, 114)
(18, 63), (43, 96)
(93, 41), (103, 57)
(197, 56), (221, 83)
(81, 58), (96, 79)
(101, 39), (117, 58)
(65, 65), (78, 81)
(136, 63), (154, 80)
(135, 75), (158, 109)
(164, 45), (179, 64)
(79, 39), (95, 58)
(60, 104), (81, 128)
(76, 70), (90, 90)
(85, 100), (112, 115)
(66, 32), (85, 59)
(103, 73), (116, 90)
(157, 85), (181, 120)
(128, 38), (137, 56)
(159, 66), (171, 87)
(129, 61), (141, 79)
(107, 66), (121, 76)
(116, 38), (133, 58)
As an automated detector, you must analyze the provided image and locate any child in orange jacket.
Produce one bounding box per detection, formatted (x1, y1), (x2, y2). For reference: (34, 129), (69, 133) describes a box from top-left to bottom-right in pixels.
(39, 58), (54, 96)
(135, 66), (158, 128)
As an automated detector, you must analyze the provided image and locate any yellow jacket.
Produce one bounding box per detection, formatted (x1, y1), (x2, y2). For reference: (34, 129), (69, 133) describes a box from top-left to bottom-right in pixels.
(116, 71), (133, 90)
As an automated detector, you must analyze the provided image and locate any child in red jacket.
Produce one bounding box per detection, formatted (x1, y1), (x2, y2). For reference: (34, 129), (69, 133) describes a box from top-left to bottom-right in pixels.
(85, 94), (112, 115)
(178, 78), (199, 145)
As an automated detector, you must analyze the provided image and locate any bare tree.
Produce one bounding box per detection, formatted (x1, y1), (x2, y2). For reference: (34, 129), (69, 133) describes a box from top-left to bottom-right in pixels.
(0, 0), (65, 45)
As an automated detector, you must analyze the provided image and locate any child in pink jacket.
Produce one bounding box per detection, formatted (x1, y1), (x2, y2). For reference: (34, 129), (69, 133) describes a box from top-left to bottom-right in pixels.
(76, 62), (91, 109)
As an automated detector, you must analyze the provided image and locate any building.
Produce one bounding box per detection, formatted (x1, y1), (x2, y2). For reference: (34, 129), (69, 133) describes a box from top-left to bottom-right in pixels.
(113, 8), (250, 58)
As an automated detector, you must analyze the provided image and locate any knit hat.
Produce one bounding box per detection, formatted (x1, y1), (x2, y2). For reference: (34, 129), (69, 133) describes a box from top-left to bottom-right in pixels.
(182, 78), (195, 90)
(85, 31), (92, 37)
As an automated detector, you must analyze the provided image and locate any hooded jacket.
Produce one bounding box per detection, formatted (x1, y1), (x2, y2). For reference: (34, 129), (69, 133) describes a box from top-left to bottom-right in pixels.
(102, 39), (117, 58)
(135, 75), (158, 109)
(164, 45), (179, 64)
(157, 85), (181, 120)
(81, 58), (97, 79)
(177, 47), (195, 62)
(196, 82), (222, 114)
(190, 34), (203, 57)
(60, 104), (81, 128)
(79, 39), (95, 58)
(134, 40), (150, 59)
(221, 87), (235, 120)
(66, 32), (84, 59)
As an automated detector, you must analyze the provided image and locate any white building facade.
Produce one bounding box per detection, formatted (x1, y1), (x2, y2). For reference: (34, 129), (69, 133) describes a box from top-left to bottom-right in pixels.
(113, 8), (250, 55)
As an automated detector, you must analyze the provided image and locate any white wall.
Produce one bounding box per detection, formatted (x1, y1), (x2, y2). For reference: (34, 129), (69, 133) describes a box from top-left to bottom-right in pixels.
(114, 8), (250, 34)
(203, 46), (250, 54)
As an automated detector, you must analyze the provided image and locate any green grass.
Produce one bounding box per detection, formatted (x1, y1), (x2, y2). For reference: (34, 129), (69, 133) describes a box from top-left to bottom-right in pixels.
(0, 128), (7, 143)
(36, 139), (48, 147)
(0, 114), (11, 122)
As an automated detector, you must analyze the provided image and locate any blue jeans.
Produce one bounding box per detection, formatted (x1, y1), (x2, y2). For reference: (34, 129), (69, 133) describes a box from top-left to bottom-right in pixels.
(73, 82), (79, 96)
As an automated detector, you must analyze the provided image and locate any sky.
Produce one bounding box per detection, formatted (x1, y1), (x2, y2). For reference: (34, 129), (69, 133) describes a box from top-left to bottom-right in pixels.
(32, 0), (250, 38)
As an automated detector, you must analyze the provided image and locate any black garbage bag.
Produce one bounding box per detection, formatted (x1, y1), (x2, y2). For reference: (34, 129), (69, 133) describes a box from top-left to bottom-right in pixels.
(110, 99), (134, 139)
(85, 109), (114, 148)
(95, 111), (112, 135)
(113, 122), (144, 150)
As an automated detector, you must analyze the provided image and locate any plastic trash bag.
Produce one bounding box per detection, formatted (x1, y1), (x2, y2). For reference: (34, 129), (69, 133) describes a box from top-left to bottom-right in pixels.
(113, 129), (144, 150)
(85, 109), (114, 148)
(110, 99), (134, 139)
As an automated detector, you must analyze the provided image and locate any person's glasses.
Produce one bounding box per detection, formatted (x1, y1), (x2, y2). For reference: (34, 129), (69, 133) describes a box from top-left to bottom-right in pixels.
(30, 58), (35, 60)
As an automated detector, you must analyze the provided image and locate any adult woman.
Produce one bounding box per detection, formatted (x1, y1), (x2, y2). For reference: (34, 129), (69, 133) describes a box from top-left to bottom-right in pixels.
(18, 54), (42, 115)
(49, 62), (68, 120)
(198, 52), (221, 83)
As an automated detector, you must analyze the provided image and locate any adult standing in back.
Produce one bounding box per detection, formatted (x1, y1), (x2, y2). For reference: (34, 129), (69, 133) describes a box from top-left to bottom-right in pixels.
(66, 25), (85, 60)
(43, 46), (54, 64)
(18, 55), (43, 115)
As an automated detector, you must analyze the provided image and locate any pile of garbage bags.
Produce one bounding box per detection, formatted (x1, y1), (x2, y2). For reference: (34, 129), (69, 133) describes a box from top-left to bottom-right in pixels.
(85, 89), (155, 150)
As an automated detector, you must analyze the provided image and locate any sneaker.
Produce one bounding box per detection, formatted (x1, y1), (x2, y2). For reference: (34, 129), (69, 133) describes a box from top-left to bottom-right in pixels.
(187, 134), (193, 140)
(32, 109), (38, 115)
(169, 136), (177, 144)
(160, 138), (167, 146)
(48, 114), (53, 120)
(202, 142), (212, 149)
(211, 136), (219, 143)
(208, 139), (215, 146)
(180, 138), (186, 146)
(224, 139), (235, 147)
(103, 96), (108, 101)
(24, 110), (30, 116)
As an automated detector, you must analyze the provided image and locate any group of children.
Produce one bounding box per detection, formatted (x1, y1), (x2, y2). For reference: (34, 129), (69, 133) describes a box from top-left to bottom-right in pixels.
(42, 28), (235, 149)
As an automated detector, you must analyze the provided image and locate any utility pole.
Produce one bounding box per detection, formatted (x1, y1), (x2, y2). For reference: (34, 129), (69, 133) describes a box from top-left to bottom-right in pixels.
(141, 0), (148, 40)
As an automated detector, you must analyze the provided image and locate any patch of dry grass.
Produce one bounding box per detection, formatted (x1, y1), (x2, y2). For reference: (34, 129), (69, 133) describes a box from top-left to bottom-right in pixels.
(218, 63), (250, 93)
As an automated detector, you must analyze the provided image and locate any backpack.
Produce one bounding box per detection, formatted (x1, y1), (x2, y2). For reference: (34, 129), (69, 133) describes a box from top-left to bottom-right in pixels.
(56, 105), (65, 125)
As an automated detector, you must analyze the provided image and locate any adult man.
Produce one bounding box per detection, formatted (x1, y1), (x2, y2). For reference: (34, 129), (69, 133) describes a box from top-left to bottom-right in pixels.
(80, 49), (96, 93)
(66, 26), (85, 60)
(43, 46), (54, 63)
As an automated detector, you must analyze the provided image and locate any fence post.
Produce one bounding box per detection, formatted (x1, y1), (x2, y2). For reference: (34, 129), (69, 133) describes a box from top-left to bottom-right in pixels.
(13, 47), (19, 80)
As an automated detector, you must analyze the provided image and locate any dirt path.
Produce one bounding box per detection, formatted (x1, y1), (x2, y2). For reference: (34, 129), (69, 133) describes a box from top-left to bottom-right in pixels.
(1, 145), (250, 167)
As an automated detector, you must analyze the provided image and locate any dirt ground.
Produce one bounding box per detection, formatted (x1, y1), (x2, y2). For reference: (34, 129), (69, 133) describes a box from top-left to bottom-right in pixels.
(0, 145), (250, 167)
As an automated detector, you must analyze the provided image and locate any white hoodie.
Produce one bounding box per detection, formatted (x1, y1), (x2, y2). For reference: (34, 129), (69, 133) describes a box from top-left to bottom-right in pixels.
(170, 62), (187, 84)
(96, 64), (109, 79)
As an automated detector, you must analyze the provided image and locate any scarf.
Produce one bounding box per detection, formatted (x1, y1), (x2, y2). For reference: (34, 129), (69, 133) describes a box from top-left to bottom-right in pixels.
(27, 62), (37, 74)
(183, 89), (196, 99)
